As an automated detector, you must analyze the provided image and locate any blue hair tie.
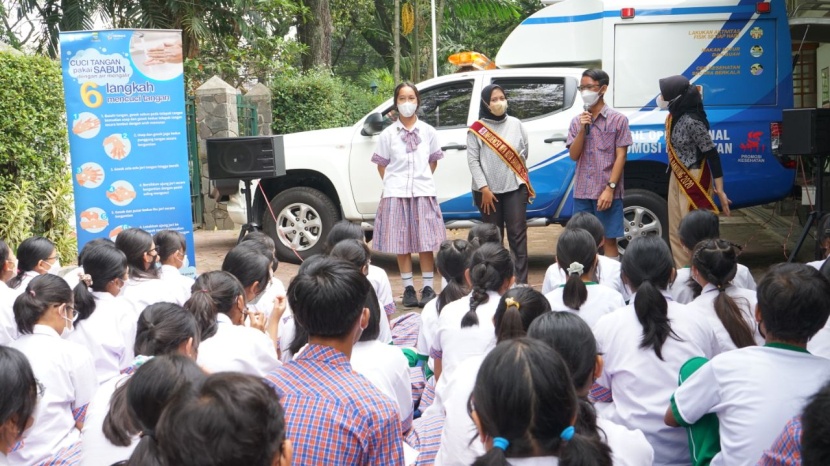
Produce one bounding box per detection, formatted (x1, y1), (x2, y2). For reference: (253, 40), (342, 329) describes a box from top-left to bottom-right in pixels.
(560, 426), (575, 441)
(492, 437), (509, 450)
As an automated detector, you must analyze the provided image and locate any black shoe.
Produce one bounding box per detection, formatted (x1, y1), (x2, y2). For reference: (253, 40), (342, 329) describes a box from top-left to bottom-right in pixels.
(403, 286), (419, 308)
(419, 286), (436, 308)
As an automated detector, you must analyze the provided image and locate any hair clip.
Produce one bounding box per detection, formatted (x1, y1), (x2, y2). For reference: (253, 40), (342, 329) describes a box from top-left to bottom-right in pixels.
(492, 437), (509, 450)
(29, 290), (36, 297)
(504, 297), (520, 309)
(560, 426), (575, 441)
(567, 262), (584, 276)
(78, 272), (93, 287)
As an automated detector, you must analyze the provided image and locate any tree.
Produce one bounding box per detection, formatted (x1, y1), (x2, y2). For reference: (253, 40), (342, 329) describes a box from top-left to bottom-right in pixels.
(297, 0), (333, 70)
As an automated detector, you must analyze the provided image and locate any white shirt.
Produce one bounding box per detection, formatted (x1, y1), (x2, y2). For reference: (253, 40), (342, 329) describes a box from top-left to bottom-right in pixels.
(416, 298), (439, 370)
(593, 294), (716, 466)
(8, 271), (39, 300)
(374, 118), (442, 198)
(351, 340), (413, 432)
(0, 281), (19, 344)
(808, 323), (830, 358)
(158, 264), (195, 303)
(671, 264), (756, 304)
(508, 457), (560, 466)
(672, 345), (830, 466)
(8, 325), (98, 466)
(121, 276), (185, 316)
(597, 417), (655, 466)
(251, 277), (286, 322)
(197, 313), (281, 377)
(545, 283), (625, 329)
(432, 291), (501, 382)
(433, 354), (486, 466)
(67, 292), (137, 385)
(367, 265), (394, 344)
(542, 255), (629, 300)
(807, 258), (826, 270)
(687, 284), (762, 354)
(80, 373), (137, 466)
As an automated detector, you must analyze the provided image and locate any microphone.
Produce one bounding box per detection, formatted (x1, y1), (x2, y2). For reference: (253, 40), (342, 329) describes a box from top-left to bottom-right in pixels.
(583, 104), (591, 136)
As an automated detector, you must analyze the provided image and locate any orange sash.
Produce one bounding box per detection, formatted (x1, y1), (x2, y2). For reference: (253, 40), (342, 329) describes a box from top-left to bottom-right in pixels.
(469, 120), (536, 203)
(666, 116), (719, 214)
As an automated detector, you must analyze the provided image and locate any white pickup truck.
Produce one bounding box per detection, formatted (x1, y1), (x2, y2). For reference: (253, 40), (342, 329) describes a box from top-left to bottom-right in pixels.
(229, 0), (795, 262)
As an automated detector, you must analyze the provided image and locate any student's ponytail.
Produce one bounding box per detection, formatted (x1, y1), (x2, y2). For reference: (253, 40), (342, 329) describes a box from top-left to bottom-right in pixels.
(557, 229), (597, 311)
(692, 239), (755, 348)
(184, 271), (244, 340)
(73, 244), (128, 322)
(13, 275), (71, 335)
(461, 244), (513, 328)
(622, 237), (680, 360)
(436, 239), (473, 315)
(493, 288), (550, 343)
(8, 237), (55, 290)
(559, 431), (614, 466)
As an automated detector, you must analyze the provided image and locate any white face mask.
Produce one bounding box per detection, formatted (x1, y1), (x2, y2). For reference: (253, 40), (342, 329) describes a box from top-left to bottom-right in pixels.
(656, 95), (670, 109)
(398, 101), (418, 118)
(44, 258), (61, 276)
(59, 304), (77, 337)
(488, 100), (508, 117)
(581, 90), (601, 107)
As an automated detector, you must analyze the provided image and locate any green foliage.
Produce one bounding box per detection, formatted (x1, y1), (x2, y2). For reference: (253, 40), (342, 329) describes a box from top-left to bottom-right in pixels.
(0, 51), (77, 262)
(271, 69), (387, 134)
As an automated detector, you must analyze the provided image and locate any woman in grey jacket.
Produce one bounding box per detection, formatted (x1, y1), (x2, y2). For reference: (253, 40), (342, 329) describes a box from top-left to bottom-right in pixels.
(467, 84), (532, 284)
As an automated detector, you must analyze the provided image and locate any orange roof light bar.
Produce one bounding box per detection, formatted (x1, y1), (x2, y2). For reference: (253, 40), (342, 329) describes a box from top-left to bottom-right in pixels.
(448, 51), (497, 70)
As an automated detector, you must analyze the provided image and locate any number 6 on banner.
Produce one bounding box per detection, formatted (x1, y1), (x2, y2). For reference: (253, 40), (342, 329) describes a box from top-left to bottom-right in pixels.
(81, 82), (103, 108)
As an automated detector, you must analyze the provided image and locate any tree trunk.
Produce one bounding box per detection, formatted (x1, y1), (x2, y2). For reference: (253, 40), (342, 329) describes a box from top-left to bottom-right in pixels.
(298, 0), (333, 70)
(394, 0), (401, 83)
(412, 0), (420, 83)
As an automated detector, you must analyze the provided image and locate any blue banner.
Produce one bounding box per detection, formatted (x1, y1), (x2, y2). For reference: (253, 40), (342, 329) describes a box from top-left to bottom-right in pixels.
(60, 29), (196, 277)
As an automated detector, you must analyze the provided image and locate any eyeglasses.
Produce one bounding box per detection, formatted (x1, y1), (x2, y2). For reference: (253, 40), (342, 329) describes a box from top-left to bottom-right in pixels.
(45, 256), (58, 263)
(577, 84), (601, 91)
(62, 304), (79, 322)
(35, 379), (46, 397)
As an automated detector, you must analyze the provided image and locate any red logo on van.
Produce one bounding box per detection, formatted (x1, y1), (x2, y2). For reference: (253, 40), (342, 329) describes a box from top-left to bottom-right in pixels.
(740, 131), (764, 153)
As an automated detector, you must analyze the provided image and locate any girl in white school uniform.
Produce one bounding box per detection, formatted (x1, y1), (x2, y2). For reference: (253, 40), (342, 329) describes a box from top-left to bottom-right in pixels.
(190, 267), (280, 377)
(154, 230), (195, 303)
(469, 338), (613, 466)
(8, 275), (98, 466)
(434, 288), (549, 466)
(0, 346), (39, 466)
(545, 229), (625, 328)
(371, 82), (446, 309)
(7, 236), (59, 301)
(431, 243), (513, 383)
(528, 312), (654, 466)
(542, 212), (627, 299)
(592, 236), (716, 466)
(670, 210), (755, 304)
(116, 228), (185, 313)
(80, 303), (200, 466)
(687, 239), (762, 354)
(0, 240), (19, 345)
(240, 232), (289, 324)
(67, 243), (136, 386)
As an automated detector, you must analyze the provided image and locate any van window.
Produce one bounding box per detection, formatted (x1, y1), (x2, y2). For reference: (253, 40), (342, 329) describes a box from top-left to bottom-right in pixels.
(491, 78), (566, 121)
(418, 81), (475, 129)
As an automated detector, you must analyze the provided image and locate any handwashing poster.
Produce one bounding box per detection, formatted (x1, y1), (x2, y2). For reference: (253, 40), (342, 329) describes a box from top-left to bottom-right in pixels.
(60, 29), (196, 277)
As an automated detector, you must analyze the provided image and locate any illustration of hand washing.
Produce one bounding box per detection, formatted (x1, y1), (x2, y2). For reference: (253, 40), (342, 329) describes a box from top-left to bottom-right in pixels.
(72, 112), (101, 138)
(103, 134), (131, 160)
(106, 181), (137, 206)
(76, 163), (104, 188)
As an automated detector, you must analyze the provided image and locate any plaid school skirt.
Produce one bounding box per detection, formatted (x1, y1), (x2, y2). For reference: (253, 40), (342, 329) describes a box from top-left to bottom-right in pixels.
(373, 197), (446, 254)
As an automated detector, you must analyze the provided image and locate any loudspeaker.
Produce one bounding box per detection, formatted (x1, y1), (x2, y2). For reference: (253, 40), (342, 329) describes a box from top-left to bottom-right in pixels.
(206, 136), (286, 180)
(781, 109), (830, 156)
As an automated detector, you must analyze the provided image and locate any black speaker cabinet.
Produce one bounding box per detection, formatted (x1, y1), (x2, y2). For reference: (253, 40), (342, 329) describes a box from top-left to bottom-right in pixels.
(206, 135), (286, 180)
(781, 109), (830, 156)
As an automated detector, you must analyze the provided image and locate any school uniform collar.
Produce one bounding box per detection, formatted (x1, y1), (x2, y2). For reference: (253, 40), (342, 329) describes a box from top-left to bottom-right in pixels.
(92, 290), (118, 301)
(160, 264), (181, 276)
(217, 313), (233, 325)
(596, 104), (610, 120)
(765, 342), (810, 354)
(393, 117), (421, 132)
(628, 289), (674, 303)
(296, 344), (351, 367)
(32, 324), (61, 338)
(559, 282), (598, 288)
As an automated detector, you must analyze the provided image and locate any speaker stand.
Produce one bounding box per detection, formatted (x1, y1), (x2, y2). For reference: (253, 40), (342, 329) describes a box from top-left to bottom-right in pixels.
(237, 179), (261, 245)
(789, 153), (827, 262)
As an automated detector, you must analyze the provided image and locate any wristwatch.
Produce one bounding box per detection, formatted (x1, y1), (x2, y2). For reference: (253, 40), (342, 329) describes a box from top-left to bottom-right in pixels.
(607, 182), (617, 189)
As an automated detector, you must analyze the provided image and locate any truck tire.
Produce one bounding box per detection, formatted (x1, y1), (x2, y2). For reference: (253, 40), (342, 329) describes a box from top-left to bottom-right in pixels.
(619, 189), (669, 255)
(262, 187), (341, 263)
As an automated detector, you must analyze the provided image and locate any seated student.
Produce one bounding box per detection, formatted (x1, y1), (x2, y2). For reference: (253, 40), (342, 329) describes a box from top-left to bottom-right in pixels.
(81, 303), (200, 466)
(432, 243), (513, 383)
(8, 275), (98, 466)
(265, 256), (403, 465)
(7, 236), (59, 301)
(469, 338), (613, 466)
(240, 232), (287, 321)
(667, 263), (830, 466)
(157, 373), (293, 466)
(544, 228), (625, 328)
(758, 380), (830, 466)
(809, 261), (830, 358)
(467, 223), (501, 248)
(67, 243), (136, 385)
(434, 287), (549, 466)
(0, 346), (39, 462)
(189, 270), (281, 377)
(592, 236), (715, 466)
(671, 210), (755, 304)
(350, 288), (413, 434)
(542, 212), (627, 298)
(687, 239), (762, 353)
(807, 214), (830, 270)
(153, 230), (195, 303)
(0, 239), (19, 344)
(528, 312), (655, 466)
(116, 228), (185, 311)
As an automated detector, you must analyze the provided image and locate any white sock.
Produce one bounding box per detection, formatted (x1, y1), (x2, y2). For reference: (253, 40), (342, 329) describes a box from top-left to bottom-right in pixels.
(422, 272), (434, 289)
(401, 272), (414, 288)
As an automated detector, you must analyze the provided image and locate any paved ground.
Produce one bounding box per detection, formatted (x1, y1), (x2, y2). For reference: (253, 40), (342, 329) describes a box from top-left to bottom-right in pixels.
(194, 204), (821, 314)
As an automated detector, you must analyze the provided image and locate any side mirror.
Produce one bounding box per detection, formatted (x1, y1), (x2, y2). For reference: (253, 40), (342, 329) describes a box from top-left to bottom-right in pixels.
(362, 113), (384, 136)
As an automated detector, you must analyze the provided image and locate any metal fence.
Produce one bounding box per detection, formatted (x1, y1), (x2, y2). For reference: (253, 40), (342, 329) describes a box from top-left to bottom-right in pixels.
(237, 94), (259, 137)
(185, 95), (203, 226)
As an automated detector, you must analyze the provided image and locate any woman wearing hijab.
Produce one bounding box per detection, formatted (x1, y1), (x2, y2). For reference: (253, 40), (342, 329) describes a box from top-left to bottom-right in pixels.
(658, 75), (731, 268)
(467, 84), (533, 284)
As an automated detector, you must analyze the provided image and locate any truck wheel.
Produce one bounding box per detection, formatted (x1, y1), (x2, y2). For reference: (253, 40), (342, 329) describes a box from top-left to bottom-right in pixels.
(262, 187), (341, 263)
(618, 189), (669, 255)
